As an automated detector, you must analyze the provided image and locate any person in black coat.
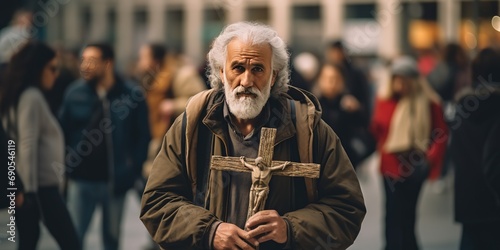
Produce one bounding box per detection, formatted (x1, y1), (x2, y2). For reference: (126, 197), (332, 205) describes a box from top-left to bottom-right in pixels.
(450, 48), (500, 250)
(315, 63), (371, 168)
(326, 40), (371, 126)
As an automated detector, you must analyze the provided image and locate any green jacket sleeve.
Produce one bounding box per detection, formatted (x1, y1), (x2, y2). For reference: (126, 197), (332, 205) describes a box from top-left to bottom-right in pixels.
(283, 120), (366, 250)
(140, 115), (218, 249)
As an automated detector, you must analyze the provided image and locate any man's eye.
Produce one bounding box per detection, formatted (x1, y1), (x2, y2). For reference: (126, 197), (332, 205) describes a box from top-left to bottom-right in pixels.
(253, 67), (264, 72)
(233, 66), (245, 72)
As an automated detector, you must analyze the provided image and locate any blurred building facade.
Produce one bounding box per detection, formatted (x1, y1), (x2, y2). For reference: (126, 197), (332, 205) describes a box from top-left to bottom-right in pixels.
(43, 0), (500, 69)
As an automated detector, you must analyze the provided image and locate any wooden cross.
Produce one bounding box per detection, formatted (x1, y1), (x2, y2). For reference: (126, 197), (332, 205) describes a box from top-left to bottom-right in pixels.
(210, 127), (320, 221)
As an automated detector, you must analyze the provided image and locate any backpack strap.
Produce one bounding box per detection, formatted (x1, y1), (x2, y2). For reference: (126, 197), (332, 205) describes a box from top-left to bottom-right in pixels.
(181, 111), (187, 167)
(289, 99), (296, 125)
(289, 99), (317, 203)
(181, 104), (215, 207)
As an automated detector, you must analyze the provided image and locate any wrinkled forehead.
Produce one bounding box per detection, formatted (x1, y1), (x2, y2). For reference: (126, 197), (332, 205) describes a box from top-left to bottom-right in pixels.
(225, 38), (273, 63)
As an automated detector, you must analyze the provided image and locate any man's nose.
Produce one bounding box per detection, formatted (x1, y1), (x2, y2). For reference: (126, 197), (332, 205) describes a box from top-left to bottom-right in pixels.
(240, 70), (254, 88)
(81, 61), (90, 71)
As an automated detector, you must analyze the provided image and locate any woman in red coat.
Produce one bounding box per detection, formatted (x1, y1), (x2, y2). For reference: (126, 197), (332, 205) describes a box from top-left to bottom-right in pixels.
(371, 56), (448, 250)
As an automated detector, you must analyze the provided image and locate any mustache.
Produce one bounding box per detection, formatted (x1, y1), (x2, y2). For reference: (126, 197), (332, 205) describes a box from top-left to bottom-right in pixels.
(234, 86), (259, 96)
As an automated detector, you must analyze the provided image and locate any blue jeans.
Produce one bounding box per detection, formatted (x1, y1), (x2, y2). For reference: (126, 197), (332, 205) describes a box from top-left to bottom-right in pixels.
(67, 179), (126, 250)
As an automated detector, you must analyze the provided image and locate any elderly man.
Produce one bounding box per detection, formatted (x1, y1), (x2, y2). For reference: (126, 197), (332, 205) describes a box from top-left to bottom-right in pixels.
(140, 22), (365, 250)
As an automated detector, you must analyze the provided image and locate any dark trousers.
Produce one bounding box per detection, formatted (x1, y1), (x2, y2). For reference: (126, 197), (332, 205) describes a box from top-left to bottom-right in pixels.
(383, 163), (428, 250)
(460, 222), (500, 250)
(17, 186), (80, 250)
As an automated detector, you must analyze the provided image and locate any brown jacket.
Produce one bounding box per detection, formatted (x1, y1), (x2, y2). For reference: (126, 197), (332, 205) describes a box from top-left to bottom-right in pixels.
(140, 86), (366, 249)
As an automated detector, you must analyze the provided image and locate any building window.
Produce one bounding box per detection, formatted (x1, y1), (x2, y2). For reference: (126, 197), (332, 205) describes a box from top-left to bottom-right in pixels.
(292, 5), (322, 55)
(203, 8), (225, 55)
(133, 7), (148, 53)
(402, 2), (440, 53)
(166, 9), (184, 53)
(343, 3), (378, 56)
(81, 6), (91, 42)
(345, 4), (376, 19)
(247, 7), (269, 24)
(293, 5), (320, 20)
(107, 8), (116, 44)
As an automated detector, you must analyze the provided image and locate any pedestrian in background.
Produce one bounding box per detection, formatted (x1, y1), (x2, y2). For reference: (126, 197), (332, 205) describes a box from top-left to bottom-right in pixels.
(0, 41), (80, 250)
(315, 63), (373, 168)
(326, 40), (371, 123)
(47, 45), (81, 116)
(427, 43), (470, 103)
(450, 48), (500, 250)
(59, 43), (150, 250)
(136, 43), (205, 179)
(370, 56), (448, 250)
(427, 43), (471, 192)
(0, 9), (32, 65)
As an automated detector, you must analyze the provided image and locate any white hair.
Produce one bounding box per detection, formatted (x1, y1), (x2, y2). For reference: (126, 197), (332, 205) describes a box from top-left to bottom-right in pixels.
(207, 22), (290, 97)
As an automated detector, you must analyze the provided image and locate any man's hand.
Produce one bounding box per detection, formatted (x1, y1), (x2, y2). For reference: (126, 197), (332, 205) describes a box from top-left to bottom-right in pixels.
(16, 192), (24, 207)
(159, 99), (175, 117)
(213, 223), (259, 250)
(246, 210), (287, 244)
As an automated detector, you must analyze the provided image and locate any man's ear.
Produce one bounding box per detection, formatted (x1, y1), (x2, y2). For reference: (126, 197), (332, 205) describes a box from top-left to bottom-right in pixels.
(105, 60), (113, 71)
(271, 71), (277, 86)
(219, 68), (224, 83)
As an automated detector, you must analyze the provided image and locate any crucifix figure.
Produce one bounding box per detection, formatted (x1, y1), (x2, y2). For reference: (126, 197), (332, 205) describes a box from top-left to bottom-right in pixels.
(210, 127), (320, 222)
(240, 156), (291, 219)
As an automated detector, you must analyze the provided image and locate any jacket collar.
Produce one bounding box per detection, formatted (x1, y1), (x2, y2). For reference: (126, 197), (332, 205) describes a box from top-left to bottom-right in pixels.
(87, 73), (125, 99)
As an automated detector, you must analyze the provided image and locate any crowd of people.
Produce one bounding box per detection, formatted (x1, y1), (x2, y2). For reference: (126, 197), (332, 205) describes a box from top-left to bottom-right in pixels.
(0, 10), (499, 250)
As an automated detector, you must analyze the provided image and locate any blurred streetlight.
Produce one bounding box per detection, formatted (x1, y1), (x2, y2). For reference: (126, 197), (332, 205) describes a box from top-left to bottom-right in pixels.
(492, 16), (500, 32)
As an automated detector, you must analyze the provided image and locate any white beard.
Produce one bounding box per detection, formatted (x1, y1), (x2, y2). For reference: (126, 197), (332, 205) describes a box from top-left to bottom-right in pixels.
(224, 73), (271, 120)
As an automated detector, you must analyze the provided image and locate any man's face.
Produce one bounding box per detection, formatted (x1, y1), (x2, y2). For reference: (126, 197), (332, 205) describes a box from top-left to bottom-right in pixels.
(220, 38), (276, 120)
(80, 47), (109, 81)
(137, 45), (156, 76)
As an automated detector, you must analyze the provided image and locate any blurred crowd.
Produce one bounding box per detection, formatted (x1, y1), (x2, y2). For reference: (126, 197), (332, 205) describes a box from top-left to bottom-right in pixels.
(1, 9), (499, 250)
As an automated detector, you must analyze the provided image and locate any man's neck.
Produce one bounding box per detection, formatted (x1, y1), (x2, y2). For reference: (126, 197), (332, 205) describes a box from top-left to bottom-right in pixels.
(232, 116), (259, 137)
(97, 71), (115, 92)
